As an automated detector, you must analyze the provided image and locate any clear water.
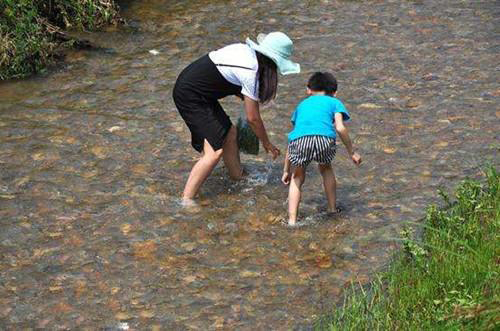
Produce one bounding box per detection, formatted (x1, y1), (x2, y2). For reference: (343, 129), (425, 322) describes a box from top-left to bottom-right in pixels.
(0, 0), (498, 329)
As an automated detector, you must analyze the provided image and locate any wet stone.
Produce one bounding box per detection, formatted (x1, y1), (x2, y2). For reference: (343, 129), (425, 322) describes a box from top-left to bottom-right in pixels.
(0, 0), (498, 329)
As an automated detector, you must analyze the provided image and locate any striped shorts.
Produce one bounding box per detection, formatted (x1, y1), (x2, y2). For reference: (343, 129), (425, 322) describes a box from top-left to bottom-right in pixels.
(288, 135), (336, 167)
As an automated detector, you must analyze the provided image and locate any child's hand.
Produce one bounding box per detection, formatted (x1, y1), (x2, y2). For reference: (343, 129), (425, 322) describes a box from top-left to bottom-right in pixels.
(282, 171), (291, 185)
(351, 152), (361, 165)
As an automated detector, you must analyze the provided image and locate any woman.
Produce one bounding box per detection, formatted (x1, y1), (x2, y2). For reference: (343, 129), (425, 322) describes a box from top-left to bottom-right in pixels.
(173, 31), (300, 203)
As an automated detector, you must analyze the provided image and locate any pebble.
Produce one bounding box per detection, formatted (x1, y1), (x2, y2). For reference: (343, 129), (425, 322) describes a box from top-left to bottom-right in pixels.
(0, 0), (496, 330)
(115, 313), (132, 321)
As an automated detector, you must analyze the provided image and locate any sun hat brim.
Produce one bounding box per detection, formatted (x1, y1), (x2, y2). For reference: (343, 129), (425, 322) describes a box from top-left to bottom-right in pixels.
(246, 37), (301, 75)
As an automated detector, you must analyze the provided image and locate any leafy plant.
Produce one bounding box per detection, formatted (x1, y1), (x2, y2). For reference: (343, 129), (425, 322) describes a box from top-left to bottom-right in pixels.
(316, 166), (499, 330)
(0, 0), (120, 80)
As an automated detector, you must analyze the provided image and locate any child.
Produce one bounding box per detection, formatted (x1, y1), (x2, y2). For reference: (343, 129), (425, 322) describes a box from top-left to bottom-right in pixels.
(282, 72), (361, 226)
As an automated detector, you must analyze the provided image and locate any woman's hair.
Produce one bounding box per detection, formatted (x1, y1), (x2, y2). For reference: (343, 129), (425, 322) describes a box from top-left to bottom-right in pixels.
(256, 51), (278, 104)
(307, 72), (337, 96)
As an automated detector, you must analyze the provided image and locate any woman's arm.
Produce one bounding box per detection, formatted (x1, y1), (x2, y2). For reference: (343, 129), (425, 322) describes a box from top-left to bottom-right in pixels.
(244, 96), (280, 159)
(334, 113), (361, 165)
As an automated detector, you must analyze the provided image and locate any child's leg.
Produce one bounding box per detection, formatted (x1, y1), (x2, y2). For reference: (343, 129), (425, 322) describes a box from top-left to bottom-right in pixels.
(183, 139), (223, 200)
(288, 166), (306, 225)
(318, 163), (337, 212)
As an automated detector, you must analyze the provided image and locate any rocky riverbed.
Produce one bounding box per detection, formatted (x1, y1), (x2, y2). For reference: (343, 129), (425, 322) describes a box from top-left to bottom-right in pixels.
(0, 0), (498, 329)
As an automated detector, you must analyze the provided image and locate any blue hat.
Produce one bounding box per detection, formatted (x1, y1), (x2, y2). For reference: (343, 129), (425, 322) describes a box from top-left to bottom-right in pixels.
(246, 32), (301, 75)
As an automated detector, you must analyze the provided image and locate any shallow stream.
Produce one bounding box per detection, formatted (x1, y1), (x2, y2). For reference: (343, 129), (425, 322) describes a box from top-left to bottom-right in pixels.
(0, 0), (498, 329)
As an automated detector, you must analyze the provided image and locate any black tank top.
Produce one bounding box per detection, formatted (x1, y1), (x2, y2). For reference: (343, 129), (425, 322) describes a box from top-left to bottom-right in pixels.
(174, 54), (254, 101)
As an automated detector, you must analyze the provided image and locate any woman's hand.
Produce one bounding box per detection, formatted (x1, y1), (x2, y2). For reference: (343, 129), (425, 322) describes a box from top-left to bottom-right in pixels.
(243, 96), (280, 159)
(263, 141), (280, 159)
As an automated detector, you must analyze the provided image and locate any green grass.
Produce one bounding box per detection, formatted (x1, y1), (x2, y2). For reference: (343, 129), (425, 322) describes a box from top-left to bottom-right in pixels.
(0, 0), (120, 80)
(316, 167), (499, 330)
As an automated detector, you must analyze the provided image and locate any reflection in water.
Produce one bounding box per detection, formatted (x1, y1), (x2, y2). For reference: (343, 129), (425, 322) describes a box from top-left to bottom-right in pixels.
(0, 0), (498, 329)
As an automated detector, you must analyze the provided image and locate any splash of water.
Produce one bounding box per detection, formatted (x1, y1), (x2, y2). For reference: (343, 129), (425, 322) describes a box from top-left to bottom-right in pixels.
(175, 197), (201, 213)
(245, 160), (273, 187)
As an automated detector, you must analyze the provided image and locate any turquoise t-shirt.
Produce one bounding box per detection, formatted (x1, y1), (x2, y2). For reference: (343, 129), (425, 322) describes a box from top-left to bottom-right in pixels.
(288, 95), (350, 142)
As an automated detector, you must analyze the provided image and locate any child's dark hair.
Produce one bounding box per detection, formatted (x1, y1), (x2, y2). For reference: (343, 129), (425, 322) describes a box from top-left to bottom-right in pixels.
(307, 72), (337, 96)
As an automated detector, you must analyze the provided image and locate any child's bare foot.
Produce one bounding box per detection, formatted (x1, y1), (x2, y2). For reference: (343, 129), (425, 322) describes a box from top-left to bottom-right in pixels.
(181, 197), (196, 206)
(288, 220), (307, 228)
(281, 218), (306, 228)
(180, 198), (201, 212)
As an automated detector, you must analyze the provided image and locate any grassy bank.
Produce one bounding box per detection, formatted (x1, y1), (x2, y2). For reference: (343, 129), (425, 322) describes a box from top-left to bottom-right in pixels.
(0, 0), (120, 80)
(317, 167), (499, 330)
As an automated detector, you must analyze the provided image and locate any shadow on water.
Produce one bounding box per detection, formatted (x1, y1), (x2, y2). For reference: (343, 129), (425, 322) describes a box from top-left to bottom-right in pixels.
(0, 0), (498, 329)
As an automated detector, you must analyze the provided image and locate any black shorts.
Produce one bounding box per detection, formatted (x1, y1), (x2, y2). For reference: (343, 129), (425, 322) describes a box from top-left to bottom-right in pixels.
(288, 135), (337, 167)
(173, 55), (241, 153)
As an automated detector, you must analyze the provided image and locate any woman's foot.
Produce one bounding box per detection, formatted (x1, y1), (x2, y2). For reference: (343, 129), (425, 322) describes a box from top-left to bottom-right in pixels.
(242, 166), (249, 177)
(228, 166), (248, 180)
(327, 206), (342, 214)
(239, 166), (249, 179)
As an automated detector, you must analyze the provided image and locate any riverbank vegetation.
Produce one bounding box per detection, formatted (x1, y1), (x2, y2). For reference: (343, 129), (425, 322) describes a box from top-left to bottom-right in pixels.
(317, 167), (499, 330)
(0, 0), (120, 80)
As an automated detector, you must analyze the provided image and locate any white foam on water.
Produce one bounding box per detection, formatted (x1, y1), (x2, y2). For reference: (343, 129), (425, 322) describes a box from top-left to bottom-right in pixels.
(282, 220), (308, 228)
(280, 211), (339, 228)
(118, 322), (129, 330)
(246, 161), (273, 187)
(174, 197), (201, 213)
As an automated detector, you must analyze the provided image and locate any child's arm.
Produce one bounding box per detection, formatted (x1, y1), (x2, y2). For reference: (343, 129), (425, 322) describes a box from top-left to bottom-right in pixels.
(282, 119), (294, 184)
(335, 113), (361, 165)
(282, 148), (291, 184)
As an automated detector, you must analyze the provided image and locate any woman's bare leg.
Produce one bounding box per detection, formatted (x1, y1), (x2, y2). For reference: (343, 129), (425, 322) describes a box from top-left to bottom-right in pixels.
(318, 163), (336, 212)
(182, 139), (223, 200)
(288, 166), (306, 225)
(222, 125), (244, 179)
